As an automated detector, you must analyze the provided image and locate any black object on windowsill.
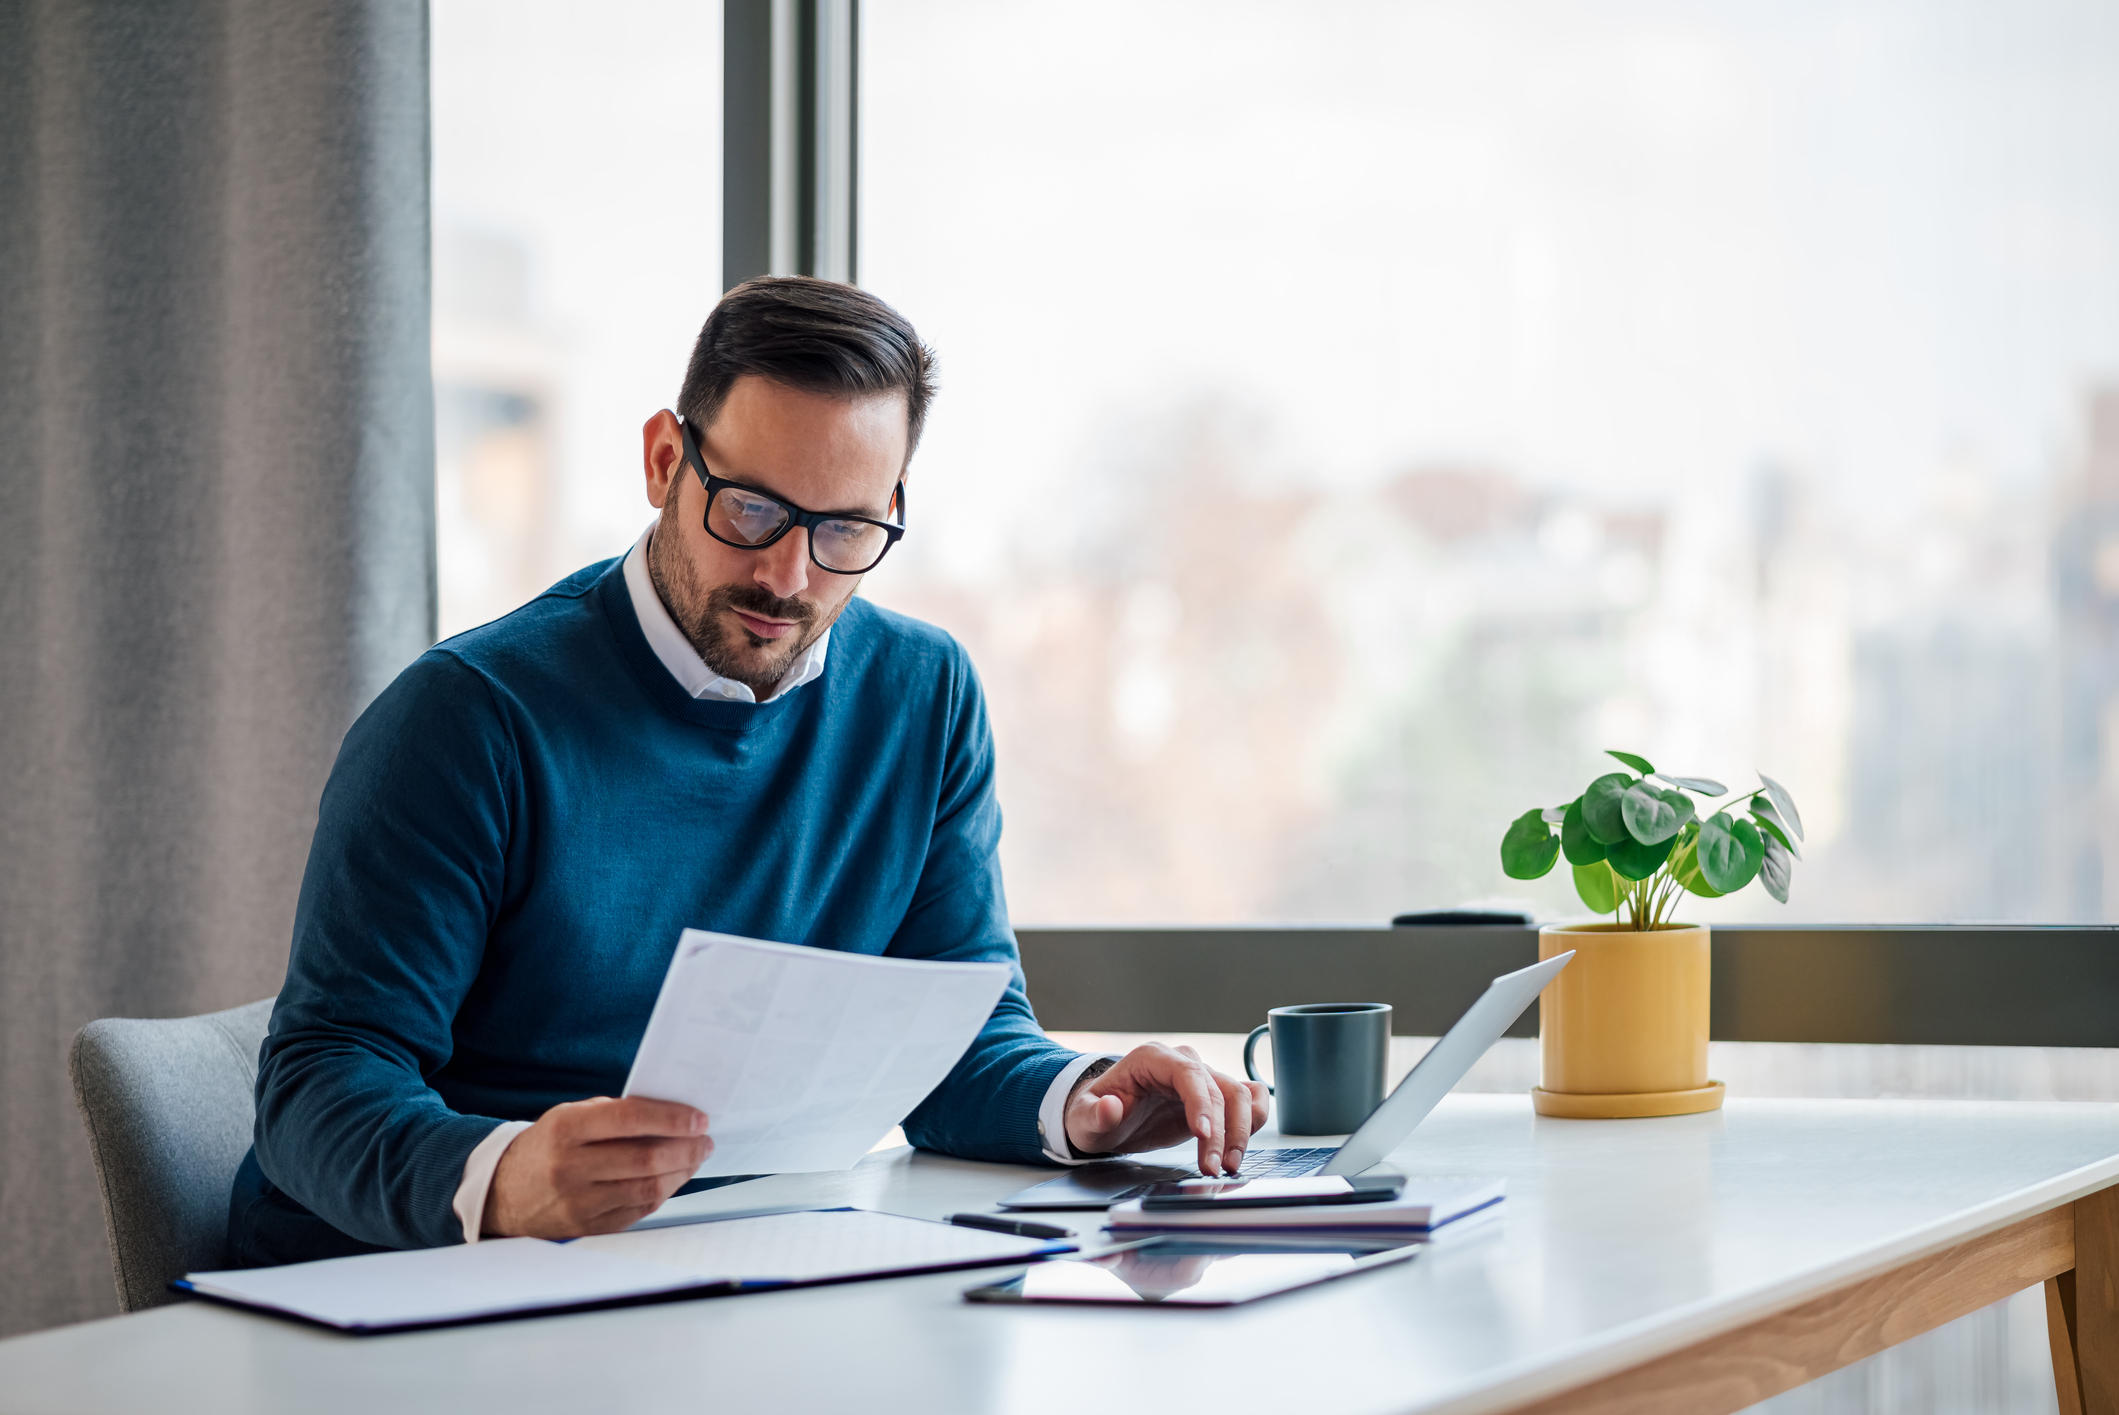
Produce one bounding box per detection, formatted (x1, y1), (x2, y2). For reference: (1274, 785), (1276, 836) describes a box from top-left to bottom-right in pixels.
(1390, 909), (1532, 928)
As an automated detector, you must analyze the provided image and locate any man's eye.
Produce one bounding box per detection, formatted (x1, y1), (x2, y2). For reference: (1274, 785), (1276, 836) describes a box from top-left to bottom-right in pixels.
(726, 497), (784, 537)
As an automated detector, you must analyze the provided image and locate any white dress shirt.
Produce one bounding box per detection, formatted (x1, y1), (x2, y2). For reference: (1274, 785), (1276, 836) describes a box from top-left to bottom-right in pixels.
(451, 529), (1114, 1242)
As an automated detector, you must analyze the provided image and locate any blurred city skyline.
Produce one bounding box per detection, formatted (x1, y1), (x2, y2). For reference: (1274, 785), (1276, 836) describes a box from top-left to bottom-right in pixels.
(433, 0), (2119, 924)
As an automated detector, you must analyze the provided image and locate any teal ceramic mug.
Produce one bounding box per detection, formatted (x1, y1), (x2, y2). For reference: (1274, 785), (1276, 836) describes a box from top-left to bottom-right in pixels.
(1243, 1003), (1391, 1135)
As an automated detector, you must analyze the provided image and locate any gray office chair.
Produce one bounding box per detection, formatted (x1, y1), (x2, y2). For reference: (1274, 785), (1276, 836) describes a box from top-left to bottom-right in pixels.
(69, 997), (275, 1311)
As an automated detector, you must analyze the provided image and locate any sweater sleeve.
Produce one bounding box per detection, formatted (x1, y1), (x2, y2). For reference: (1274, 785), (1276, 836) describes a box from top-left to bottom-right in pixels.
(251, 652), (517, 1250)
(894, 649), (1079, 1164)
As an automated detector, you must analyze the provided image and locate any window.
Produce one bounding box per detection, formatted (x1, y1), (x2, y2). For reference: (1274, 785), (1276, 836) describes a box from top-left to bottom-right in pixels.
(431, 0), (720, 638)
(858, 0), (2119, 925)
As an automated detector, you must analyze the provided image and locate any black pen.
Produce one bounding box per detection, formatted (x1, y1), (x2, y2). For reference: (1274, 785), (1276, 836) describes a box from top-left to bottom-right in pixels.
(947, 1212), (1075, 1240)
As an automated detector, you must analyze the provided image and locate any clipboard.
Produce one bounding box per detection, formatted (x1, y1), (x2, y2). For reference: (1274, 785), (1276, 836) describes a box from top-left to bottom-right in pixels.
(175, 1208), (1072, 1334)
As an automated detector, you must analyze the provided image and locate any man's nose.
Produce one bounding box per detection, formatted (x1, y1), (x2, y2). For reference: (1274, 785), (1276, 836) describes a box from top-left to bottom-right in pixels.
(754, 529), (811, 601)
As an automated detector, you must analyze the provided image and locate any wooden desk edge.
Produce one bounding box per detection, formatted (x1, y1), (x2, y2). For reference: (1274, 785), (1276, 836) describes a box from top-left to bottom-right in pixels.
(1485, 1184), (2119, 1415)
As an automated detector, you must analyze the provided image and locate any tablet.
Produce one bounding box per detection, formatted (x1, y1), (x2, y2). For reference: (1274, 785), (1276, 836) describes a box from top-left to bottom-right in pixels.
(961, 1235), (1420, 1306)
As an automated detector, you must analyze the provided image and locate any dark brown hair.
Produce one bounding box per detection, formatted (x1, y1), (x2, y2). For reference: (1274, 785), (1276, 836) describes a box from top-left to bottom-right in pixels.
(676, 276), (938, 459)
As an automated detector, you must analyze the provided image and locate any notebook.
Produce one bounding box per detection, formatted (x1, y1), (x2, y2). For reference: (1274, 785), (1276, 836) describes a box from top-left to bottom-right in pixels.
(176, 1208), (1070, 1333)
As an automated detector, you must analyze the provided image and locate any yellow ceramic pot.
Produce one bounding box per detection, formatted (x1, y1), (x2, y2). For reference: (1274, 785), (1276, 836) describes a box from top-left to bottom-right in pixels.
(1532, 922), (1724, 1118)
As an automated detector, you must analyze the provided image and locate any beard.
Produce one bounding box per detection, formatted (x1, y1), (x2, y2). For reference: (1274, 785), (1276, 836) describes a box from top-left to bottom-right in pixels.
(647, 511), (833, 700)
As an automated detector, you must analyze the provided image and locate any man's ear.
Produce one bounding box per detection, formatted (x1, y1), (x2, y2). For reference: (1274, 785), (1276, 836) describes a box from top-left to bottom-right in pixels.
(642, 410), (684, 511)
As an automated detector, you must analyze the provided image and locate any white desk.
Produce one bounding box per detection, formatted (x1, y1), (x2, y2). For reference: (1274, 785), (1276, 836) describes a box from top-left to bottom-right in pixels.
(5, 1095), (2119, 1415)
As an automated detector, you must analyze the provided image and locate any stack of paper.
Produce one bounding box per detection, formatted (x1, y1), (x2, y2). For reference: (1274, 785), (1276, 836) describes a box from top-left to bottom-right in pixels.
(1105, 1176), (1505, 1234)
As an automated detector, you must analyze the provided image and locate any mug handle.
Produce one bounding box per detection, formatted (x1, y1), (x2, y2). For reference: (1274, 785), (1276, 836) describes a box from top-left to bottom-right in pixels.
(1243, 1024), (1274, 1094)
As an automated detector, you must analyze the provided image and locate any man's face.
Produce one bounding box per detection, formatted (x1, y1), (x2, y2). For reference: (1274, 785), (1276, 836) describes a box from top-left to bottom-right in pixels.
(642, 375), (908, 698)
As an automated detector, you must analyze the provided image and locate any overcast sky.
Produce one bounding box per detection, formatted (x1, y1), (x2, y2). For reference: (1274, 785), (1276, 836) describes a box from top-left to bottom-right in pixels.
(434, 0), (2119, 575)
(862, 0), (2119, 577)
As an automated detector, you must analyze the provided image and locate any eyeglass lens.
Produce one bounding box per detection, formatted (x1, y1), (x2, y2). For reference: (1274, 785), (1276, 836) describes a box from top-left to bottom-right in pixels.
(706, 485), (893, 572)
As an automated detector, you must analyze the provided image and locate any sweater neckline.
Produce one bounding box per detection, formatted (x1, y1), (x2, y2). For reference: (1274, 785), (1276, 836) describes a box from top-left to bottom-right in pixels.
(593, 563), (809, 733)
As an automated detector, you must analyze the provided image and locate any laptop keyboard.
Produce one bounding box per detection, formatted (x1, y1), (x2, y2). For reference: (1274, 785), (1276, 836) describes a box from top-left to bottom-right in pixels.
(1189, 1146), (1338, 1180)
(1229, 1143), (1322, 1177)
(1098, 1145), (1340, 1203)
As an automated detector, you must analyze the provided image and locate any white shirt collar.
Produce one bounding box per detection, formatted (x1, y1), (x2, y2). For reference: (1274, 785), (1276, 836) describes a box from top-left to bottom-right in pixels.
(621, 527), (830, 704)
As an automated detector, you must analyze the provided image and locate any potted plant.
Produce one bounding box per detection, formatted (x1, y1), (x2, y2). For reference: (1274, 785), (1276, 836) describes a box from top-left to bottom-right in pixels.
(1498, 751), (1804, 1118)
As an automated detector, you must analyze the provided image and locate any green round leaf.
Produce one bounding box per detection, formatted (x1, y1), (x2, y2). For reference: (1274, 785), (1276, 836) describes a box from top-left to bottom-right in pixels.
(1619, 781), (1680, 844)
(1606, 830), (1676, 880)
(1671, 835), (1724, 897)
(1733, 817), (1766, 877)
(1500, 809), (1561, 880)
(1663, 787), (1698, 828)
(1758, 772), (1805, 841)
(1660, 774), (1727, 796)
(1759, 832), (1794, 904)
(1560, 797), (1606, 865)
(1607, 750), (1655, 775)
(1620, 783), (1696, 845)
(1696, 813), (1745, 893)
(1581, 772), (1634, 845)
(1751, 803), (1802, 861)
(1572, 859), (1620, 913)
(1698, 812), (1764, 892)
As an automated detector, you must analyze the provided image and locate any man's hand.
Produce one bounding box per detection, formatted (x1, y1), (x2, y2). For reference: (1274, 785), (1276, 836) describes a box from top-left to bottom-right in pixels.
(483, 1096), (711, 1239)
(1062, 1044), (1269, 1177)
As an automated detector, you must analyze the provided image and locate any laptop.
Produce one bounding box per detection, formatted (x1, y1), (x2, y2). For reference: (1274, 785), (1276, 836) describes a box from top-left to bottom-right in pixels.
(997, 950), (1573, 1210)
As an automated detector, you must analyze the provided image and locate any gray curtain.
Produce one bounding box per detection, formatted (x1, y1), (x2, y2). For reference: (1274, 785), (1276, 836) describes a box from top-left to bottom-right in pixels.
(0, 0), (433, 1335)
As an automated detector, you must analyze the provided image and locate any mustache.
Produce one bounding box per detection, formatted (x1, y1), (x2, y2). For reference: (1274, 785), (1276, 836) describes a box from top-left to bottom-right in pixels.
(708, 583), (818, 628)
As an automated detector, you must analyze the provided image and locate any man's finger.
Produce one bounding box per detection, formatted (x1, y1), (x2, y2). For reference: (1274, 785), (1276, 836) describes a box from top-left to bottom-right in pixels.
(559, 1095), (709, 1143)
(1075, 1090), (1124, 1137)
(1220, 1072), (1254, 1173)
(550, 1135), (707, 1186)
(1158, 1053), (1225, 1174)
(574, 1172), (691, 1231)
(1059, 1084), (1127, 1160)
(562, 1133), (711, 1185)
(1065, 1086), (1126, 1149)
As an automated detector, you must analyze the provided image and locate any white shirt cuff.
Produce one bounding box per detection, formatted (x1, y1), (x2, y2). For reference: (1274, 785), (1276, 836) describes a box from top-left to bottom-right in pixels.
(1036, 1053), (1123, 1165)
(452, 1120), (533, 1244)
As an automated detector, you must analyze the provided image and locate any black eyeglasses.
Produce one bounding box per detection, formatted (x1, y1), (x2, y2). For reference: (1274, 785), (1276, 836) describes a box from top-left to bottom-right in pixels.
(676, 417), (906, 575)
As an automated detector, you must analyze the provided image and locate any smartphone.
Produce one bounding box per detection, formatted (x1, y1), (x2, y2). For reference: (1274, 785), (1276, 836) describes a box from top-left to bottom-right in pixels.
(1137, 1174), (1406, 1210)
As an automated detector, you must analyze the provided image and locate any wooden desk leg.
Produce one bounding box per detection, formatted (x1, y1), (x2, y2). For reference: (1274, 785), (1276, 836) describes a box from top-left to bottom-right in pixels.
(2051, 1271), (2084, 1415)
(2077, 1185), (2119, 1415)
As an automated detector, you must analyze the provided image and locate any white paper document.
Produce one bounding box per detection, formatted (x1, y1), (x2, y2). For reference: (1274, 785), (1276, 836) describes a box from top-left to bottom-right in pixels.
(181, 1210), (1064, 1332)
(181, 1237), (701, 1331)
(622, 930), (1012, 1176)
(571, 1208), (1058, 1282)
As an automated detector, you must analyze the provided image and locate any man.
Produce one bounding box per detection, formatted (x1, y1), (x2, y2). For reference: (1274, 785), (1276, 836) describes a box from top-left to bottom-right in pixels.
(231, 277), (1267, 1262)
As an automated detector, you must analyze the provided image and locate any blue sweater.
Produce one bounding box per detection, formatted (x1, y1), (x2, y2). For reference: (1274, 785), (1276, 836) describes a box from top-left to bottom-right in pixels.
(237, 557), (1076, 1257)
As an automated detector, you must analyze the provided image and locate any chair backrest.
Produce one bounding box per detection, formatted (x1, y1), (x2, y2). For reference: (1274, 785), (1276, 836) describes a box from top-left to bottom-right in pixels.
(69, 997), (275, 1311)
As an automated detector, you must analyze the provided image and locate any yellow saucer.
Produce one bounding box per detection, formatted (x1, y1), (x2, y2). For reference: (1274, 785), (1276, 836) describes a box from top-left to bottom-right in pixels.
(1531, 1081), (1726, 1119)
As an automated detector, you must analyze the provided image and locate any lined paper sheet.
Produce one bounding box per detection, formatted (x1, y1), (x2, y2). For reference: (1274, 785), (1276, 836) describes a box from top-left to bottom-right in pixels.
(623, 931), (1012, 1177)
